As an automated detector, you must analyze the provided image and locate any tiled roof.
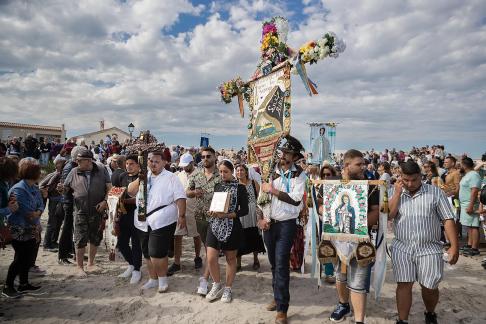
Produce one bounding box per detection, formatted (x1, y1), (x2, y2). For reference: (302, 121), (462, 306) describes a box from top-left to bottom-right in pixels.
(0, 121), (63, 132)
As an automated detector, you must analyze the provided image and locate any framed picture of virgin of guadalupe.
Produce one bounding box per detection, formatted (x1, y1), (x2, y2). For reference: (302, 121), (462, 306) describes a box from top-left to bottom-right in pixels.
(320, 180), (369, 242)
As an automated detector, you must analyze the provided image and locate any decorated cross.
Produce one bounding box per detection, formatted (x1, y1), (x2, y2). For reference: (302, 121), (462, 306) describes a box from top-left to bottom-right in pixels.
(125, 130), (165, 222)
(219, 17), (345, 215)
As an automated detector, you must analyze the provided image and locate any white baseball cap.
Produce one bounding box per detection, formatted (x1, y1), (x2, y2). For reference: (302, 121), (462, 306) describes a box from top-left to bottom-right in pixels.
(179, 153), (194, 167)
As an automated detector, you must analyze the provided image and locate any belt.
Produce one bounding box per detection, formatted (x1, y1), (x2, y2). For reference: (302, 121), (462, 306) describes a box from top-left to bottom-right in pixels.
(269, 218), (295, 224)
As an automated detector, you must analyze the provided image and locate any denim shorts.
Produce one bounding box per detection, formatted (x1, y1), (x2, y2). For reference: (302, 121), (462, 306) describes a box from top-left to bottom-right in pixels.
(335, 257), (372, 294)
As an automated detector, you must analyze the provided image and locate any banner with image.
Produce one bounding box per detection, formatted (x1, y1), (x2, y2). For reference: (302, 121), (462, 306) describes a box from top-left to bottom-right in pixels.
(320, 180), (369, 242)
(247, 62), (291, 183)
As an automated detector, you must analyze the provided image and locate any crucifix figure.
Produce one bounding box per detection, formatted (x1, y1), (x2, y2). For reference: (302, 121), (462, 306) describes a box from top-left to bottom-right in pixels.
(219, 16), (345, 216)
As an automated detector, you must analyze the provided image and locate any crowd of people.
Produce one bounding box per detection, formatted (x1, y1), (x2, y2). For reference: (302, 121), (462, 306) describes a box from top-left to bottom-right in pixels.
(1, 135), (485, 324)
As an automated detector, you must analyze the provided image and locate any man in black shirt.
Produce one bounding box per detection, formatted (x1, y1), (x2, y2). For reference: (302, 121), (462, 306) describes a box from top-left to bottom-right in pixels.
(116, 155), (143, 284)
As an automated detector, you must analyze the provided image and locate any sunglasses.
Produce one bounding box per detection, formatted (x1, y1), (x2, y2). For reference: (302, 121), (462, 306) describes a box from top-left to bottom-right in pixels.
(323, 173), (332, 177)
(201, 155), (213, 159)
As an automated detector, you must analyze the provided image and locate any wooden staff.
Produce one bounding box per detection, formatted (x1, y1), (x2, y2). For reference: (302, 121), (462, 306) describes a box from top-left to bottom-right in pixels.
(136, 131), (150, 222)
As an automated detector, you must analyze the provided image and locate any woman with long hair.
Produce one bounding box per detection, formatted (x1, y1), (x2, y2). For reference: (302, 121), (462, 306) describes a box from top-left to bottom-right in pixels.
(205, 160), (248, 303)
(2, 158), (45, 298)
(318, 164), (337, 284)
(235, 164), (265, 271)
(424, 161), (444, 188)
(377, 162), (392, 186)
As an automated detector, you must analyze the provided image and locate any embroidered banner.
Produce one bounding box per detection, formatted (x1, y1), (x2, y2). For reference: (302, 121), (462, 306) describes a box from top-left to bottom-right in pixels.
(247, 63), (291, 183)
(320, 180), (369, 242)
(106, 186), (125, 261)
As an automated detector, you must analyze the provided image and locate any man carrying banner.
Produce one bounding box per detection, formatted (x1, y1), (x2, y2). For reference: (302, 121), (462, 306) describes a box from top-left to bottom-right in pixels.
(389, 160), (458, 324)
(327, 149), (379, 323)
(258, 135), (306, 324)
(127, 151), (187, 293)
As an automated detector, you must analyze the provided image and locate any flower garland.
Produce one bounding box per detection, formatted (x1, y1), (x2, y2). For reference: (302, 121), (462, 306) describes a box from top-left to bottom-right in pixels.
(258, 17), (291, 73)
(219, 17), (346, 105)
(218, 77), (251, 104)
(298, 32), (346, 65)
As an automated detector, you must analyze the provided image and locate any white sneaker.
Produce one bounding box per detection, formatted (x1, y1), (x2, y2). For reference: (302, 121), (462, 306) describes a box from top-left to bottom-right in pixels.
(130, 270), (141, 284)
(196, 277), (208, 296)
(205, 282), (223, 301)
(220, 287), (232, 303)
(118, 265), (134, 278)
(141, 279), (158, 290)
(158, 277), (168, 293)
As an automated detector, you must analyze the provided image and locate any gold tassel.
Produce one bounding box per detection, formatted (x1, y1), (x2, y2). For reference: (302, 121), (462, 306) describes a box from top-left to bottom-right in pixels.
(381, 189), (389, 214)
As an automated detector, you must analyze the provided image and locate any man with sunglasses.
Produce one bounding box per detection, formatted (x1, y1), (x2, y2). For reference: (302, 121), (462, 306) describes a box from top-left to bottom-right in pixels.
(186, 147), (221, 296)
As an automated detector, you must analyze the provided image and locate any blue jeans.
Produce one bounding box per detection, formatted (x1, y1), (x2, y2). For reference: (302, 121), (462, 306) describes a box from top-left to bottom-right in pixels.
(324, 263), (334, 276)
(263, 219), (297, 313)
(40, 152), (50, 166)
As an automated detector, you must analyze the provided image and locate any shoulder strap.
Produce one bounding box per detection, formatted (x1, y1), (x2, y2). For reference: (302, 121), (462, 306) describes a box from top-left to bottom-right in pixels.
(146, 204), (169, 217)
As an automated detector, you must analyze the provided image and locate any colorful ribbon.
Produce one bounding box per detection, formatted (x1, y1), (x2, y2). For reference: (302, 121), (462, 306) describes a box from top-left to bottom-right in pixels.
(237, 93), (244, 118)
(294, 58), (319, 96)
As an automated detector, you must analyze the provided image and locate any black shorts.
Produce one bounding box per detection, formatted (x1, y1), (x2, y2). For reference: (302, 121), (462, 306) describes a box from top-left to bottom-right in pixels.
(138, 222), (176, 259)
(206, 219), (242, 251)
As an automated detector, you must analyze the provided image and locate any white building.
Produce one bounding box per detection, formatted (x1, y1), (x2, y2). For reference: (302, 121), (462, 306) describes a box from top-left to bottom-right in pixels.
(73, 127), (130, 146)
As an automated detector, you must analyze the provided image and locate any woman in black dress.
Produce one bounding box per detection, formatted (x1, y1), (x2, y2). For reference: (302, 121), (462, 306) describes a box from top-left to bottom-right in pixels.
(205, 160), (248, 303)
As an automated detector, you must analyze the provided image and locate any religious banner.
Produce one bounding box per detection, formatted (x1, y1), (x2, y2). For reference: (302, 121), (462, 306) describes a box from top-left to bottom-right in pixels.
(106, 186), (126, 261)
(218, 16), (346, 216)
(247, 63), (291, 184)
(307, 179), (387, 297)
(320, 180), (369, 242)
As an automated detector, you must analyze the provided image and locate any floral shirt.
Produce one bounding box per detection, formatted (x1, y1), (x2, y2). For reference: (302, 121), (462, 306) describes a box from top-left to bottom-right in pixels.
(187, 167), (221, 221)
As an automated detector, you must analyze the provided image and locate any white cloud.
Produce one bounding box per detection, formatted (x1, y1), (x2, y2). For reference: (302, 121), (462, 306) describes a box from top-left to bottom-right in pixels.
(0, 0), (484, 156)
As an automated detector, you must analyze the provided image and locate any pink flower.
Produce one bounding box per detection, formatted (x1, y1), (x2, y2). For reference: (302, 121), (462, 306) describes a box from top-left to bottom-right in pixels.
(262, 23), (277, 37)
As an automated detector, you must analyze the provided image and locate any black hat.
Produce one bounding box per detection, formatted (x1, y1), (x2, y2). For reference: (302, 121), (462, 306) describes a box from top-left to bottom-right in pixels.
(278, 135), (304, 160)
(76, 150), (94, 160)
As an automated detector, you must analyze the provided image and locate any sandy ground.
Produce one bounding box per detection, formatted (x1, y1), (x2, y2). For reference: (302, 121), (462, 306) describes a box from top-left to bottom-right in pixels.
(1, 212), (486, 324)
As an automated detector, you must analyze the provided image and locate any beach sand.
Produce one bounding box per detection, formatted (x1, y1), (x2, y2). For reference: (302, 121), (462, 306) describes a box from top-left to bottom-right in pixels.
(1, 213), (486, 323)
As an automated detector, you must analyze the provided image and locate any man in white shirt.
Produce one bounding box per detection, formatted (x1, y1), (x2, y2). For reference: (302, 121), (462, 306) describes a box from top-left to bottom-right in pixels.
(167, 153), (203, 276)
(127, 151), (186, 293)
(258, 135), (306, 324)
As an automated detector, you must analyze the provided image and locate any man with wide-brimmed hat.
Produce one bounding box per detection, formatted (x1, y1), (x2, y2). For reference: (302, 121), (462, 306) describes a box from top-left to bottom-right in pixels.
(258, 135), (306, 324)
(63, 150), (112, 277)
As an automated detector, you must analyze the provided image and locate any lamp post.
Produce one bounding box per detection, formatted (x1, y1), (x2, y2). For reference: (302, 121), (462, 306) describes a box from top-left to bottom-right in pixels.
(128, 123), (135, 143)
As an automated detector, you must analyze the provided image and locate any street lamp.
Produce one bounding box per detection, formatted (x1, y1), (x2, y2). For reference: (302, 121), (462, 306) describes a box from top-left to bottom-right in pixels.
(128, 123), (135, 142)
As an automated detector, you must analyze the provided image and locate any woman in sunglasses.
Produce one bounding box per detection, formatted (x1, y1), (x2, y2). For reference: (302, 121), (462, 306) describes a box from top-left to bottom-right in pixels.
(318, 164), (338, 284)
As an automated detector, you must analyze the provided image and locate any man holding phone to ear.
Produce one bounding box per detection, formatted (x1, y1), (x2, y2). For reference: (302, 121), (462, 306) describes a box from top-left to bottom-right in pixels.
(389, 160), (459, 324)
(63, 150), (112, 277)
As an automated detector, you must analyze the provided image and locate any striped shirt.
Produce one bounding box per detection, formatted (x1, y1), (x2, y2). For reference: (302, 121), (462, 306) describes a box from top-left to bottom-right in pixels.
(390, 183), (455, 256)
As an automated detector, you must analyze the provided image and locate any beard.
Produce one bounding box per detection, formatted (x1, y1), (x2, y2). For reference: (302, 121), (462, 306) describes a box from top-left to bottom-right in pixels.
(348, 170), (365, 180)
(279, 157), (292, 168)
(203, 160), (214, 168)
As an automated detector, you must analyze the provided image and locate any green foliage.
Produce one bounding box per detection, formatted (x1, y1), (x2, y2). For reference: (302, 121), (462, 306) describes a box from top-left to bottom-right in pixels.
(41, 160), (56, 176)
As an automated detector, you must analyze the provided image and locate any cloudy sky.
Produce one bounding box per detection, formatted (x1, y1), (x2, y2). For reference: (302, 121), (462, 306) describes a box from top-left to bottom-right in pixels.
(0, 0), (485, 157)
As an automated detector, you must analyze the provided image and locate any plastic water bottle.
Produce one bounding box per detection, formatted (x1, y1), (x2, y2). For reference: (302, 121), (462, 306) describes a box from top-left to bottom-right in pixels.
(443, 252), (455, 270)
